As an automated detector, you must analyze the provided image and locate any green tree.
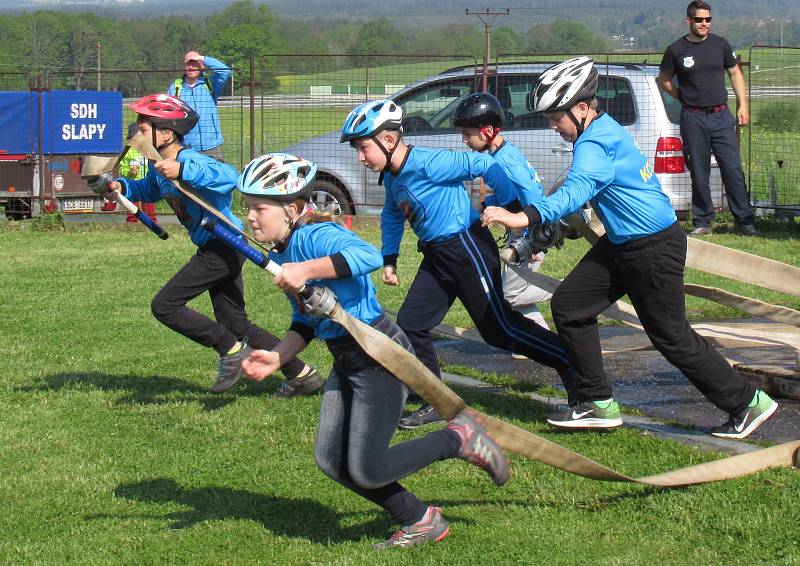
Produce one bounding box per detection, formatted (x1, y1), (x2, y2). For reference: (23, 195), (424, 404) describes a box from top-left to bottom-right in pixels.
(527, 20), (610, 54)
(411, 23), (483, 56)
(0, 15), (32, 89)
(346, 18), (405, 65)
(203, 0), (287, 88)
(493, 26), (526, 56)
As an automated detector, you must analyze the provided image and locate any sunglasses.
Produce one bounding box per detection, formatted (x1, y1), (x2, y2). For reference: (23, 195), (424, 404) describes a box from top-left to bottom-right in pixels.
(691, 16), (712, 23)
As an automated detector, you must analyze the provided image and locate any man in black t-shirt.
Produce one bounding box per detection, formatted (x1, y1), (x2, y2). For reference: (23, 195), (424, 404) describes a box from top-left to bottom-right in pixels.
(658, 0), (758, 236)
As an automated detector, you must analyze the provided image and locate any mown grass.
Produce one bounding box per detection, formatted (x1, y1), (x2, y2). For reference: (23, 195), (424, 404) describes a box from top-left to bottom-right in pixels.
(275, 58), (478, 95)
(2, 221), (797, 564)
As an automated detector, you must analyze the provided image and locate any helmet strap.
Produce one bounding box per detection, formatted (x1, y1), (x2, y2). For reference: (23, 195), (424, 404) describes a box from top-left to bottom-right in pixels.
(480, 125), (499, 152)
(372, 133), (397, 186)
(566, 109), (588, 140)
(148, 123), (179, 154)
(567, 99), (594, 140)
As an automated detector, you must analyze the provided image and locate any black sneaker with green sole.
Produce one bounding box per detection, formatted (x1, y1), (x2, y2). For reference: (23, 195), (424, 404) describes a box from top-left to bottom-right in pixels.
(547, 399), (623, 429)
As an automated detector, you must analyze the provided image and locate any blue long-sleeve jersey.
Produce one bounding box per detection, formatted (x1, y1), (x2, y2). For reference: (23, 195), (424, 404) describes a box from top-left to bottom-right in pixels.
(484, 140), (543, 208)
(270, 221), (384, 341)
(381, 145), (520, 261)
(118, 147), (243, 246)
(168, 56), (231, 151)
(529, 113), (676, 244)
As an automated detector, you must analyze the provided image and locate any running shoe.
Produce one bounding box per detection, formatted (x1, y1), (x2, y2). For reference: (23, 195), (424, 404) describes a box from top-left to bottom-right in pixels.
(546, 399), (623, 429)
(711, 390), (777, 439)
(372, 506), (450, 550)
(398, 403), (445, 430)
(211, 339), (253, 393)
(279, 367), (325, 397)
(447, 408), (510, 486)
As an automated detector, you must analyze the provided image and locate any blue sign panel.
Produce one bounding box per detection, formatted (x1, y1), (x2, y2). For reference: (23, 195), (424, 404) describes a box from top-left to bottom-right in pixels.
(0, 92), (36, 154)
(43, 91), (123, 154)
(0, 90), (123, 155)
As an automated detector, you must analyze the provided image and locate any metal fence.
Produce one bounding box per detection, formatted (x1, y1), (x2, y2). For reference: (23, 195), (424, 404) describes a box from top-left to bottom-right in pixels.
(1, 48), (798, 217)
(745, 46), (800, 212)
(253, 52), (709, 216)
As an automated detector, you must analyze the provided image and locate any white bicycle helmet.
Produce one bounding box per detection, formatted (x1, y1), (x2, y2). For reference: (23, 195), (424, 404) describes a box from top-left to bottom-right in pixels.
(528, 57), (598, 114)
(238, 153), (317, 202)
(340, 99), (403, 143)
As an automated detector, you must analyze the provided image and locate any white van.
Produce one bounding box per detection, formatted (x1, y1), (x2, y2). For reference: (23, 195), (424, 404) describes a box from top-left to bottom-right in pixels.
(286, 62), (723, 217)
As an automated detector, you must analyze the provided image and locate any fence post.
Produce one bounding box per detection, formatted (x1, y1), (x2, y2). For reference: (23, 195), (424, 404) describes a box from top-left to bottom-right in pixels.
(249, 55), (256, 163)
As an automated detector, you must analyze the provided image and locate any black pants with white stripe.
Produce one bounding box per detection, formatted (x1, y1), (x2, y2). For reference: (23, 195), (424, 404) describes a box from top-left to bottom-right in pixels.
(396, 222), (570, 379)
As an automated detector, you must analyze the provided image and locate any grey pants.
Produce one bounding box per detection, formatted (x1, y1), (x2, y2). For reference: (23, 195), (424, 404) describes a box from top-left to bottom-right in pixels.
(314, 315), (460, 525)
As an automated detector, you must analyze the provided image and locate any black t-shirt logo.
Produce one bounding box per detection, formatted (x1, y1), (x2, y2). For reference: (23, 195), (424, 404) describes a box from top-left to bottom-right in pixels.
(682, 56), (695, 69)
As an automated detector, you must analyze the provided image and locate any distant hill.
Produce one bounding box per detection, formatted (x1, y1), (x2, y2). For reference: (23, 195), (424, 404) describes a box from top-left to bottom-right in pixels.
(6, 0), (800, 30)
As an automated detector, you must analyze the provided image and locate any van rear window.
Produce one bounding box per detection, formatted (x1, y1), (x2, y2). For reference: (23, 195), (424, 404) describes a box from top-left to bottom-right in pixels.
(659, 81), (682, 124)
(596, 77), (637, 126)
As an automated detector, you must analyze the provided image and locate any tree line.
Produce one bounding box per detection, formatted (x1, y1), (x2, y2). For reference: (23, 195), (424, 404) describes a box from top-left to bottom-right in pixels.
(0, 0), (796, 94)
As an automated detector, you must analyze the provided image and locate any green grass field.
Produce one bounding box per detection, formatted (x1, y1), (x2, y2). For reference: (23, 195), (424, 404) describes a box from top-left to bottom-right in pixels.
(275, 58), (478, 95)
(1, 219), (798, 564)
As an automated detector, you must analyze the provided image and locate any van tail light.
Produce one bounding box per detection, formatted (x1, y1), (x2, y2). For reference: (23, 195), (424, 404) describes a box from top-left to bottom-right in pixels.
(654, 136), (685, 174)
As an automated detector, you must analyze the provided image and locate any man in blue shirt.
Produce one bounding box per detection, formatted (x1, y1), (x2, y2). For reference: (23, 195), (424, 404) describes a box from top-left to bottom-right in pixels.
(168, 51), (231, 159)
(483, 57), (776, 439)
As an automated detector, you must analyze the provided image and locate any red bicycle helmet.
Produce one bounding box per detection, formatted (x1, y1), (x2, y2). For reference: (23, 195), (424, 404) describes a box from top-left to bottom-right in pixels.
(129, 94), (199, 136)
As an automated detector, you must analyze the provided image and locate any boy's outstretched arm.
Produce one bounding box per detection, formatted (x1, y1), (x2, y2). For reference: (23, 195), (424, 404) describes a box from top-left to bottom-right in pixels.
(482, 206), (531, 230)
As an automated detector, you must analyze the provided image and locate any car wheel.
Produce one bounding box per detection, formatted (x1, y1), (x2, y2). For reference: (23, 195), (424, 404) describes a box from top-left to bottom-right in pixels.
(310, 180), (352, 216)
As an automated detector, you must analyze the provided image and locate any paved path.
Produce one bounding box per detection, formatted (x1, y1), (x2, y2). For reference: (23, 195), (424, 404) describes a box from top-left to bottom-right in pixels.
(436, 323), (799, 448)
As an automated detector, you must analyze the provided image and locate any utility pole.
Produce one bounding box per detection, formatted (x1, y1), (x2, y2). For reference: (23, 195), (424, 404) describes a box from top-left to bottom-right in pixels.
(82, 32), (113, 90)
(465, 7), (510, 92)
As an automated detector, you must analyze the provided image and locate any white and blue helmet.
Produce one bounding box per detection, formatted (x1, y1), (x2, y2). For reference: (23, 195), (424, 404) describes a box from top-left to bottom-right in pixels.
(528, 56), (598, 114)
(340, 99), (403, 143)
(238, 153), (318, 202)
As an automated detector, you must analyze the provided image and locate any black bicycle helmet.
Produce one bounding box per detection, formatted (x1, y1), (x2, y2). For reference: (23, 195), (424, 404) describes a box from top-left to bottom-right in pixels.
(452, 92), (504, 129)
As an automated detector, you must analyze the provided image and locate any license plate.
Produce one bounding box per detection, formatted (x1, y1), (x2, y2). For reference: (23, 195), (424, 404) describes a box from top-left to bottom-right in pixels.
(63, 198), (95, 213)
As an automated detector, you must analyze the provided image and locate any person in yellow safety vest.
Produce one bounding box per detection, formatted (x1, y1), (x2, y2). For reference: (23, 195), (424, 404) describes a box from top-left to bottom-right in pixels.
(119, 122), (155, 222)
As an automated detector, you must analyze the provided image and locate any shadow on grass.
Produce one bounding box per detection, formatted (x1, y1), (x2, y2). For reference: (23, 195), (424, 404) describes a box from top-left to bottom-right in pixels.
(95, 477), (661, 545)
(89, 478), (498, 544)
(450, 384), (552, 425)
(17, 371), (289, 412)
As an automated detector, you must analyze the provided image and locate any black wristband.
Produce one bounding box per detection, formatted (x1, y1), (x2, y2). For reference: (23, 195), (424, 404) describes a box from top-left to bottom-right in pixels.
(330, 252), (351, 278)
(524, 205), (542, 226)
(289, 322), (315, 345)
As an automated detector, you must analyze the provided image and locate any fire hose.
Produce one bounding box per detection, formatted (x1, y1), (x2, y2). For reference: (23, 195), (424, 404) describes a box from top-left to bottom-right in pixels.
(202, 217), (798, 488)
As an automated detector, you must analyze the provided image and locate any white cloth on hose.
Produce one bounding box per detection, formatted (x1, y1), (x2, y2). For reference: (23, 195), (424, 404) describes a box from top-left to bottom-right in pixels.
(501, 259), (551, 329)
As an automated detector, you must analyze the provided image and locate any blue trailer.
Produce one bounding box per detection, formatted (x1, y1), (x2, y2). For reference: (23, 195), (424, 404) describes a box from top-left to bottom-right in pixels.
(0, 90), (123, 219)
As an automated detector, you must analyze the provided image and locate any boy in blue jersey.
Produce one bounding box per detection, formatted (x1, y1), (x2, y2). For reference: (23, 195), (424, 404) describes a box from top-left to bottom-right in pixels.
(236, 153), (509, 550)
(483, 58), (777, 438)
(89, 94), (322, 397)
(340, 99), (578, 429)
(453, 92), (552, 332)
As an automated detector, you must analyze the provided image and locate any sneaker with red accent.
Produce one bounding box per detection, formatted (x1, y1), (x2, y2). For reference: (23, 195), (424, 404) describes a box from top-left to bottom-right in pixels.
(447, 408), (511, 486)
(372, 506), (450, 550)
